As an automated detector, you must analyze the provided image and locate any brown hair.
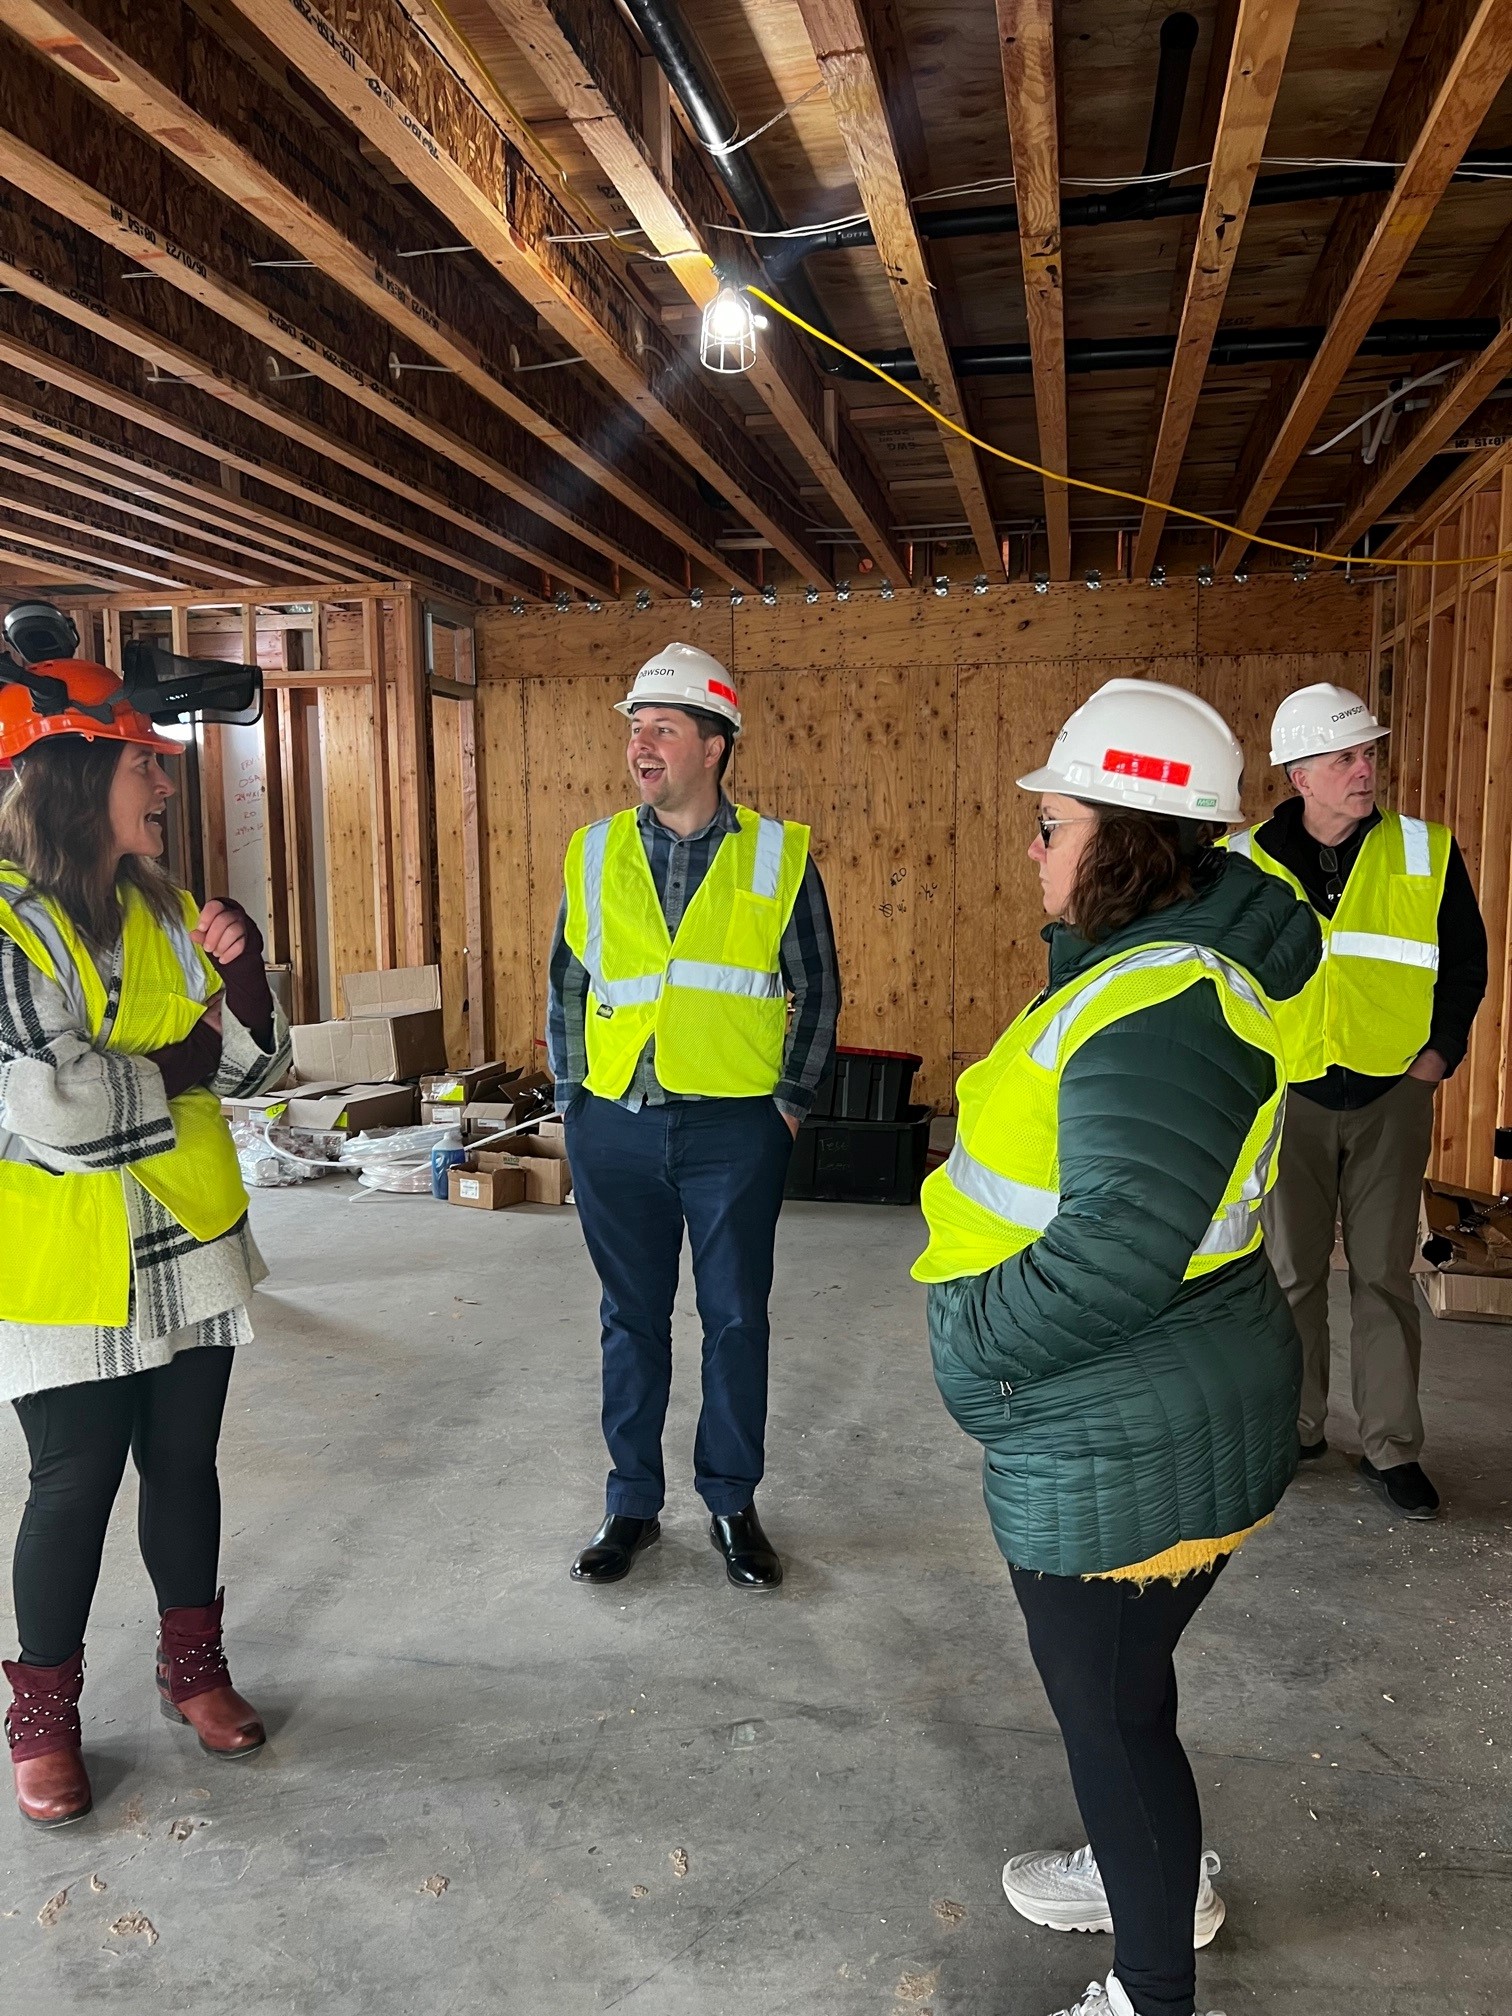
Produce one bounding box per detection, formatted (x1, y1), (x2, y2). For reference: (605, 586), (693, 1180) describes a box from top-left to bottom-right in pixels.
(1066, 801), (1220, 943)
(0, 737), (182, 950)
(685, 706), (735, 785)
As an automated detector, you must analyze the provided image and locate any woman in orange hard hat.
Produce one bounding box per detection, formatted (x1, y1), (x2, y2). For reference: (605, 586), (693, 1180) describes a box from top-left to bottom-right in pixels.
(0, 647), (288, 1827)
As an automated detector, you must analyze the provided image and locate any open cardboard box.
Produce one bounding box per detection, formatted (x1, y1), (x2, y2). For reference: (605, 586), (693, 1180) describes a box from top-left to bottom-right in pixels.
(224, 1080), (417, 1134)
(455, 1123), (572, 1206)
(290, 966), (446, 1084)
(1418, 1179), (1512, 1323)
(448, 1156), (527, 1210)
(420, 1061), (521, 1127)
(463, 1070), (555, 1136)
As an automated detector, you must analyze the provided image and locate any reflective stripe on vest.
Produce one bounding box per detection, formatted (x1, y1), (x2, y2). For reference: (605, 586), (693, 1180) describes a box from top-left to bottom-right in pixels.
(944, 1093), (1283, 1260)
(1026, 941), (1267, 1069)
(1327, 930), (1439, 970)
(579, 813), (790, 1005)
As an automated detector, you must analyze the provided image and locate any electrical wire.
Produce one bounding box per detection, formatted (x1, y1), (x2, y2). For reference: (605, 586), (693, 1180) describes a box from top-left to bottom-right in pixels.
(744, 285), (1507, 571)
(704, 80), (828, 157)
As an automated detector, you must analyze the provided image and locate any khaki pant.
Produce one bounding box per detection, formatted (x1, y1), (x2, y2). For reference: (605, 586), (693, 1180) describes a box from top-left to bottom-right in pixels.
(1261, 1075), (1437, 1468)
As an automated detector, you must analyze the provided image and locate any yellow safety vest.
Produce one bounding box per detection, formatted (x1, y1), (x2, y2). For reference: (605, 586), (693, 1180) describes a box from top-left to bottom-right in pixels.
(914, 942), (1286, 1285)
(0, 865), (249, 1326)
(562, 804), (810, 1099)
(1225, 810), (1449, 1080)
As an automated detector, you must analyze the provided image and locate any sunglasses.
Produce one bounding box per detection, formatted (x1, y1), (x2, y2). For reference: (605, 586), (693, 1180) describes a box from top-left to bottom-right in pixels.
(1318, 844), (1344, 903)
(1035, 814), (1095, 848)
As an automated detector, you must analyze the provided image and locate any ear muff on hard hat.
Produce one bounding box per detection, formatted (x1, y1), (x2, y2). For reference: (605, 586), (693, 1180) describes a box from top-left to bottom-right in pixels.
(1017, 677), (1245, 823)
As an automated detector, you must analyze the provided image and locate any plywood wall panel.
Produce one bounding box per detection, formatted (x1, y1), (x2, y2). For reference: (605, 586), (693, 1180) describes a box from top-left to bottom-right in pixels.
(476, 678), (535, 1067)
(318, 685), (377, 1001)
(431, 696), (469, 1069)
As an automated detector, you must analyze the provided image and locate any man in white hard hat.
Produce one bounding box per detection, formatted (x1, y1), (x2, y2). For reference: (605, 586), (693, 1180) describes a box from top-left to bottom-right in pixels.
(547, 643), (839, 1590)
(1229, 683), (1487, 1519)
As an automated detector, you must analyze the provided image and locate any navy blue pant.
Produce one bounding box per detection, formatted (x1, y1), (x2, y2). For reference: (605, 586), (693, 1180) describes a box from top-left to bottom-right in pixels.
(565, 1094), (794, 1519)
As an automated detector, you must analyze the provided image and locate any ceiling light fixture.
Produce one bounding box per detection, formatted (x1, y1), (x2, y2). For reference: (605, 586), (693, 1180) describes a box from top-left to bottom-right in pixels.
(700, 286), (761, 374)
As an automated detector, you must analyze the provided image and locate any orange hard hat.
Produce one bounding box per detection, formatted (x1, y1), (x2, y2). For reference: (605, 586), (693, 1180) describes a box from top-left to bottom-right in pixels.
(0, 657), (182, 768)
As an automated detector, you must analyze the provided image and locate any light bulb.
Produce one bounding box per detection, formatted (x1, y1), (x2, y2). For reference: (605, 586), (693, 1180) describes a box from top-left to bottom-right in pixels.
(700, 286), (758, 374)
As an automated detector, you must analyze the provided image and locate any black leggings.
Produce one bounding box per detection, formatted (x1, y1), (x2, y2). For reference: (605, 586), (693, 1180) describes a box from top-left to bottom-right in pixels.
(11, 1347), (234, 1667)
(1010, 1557), (1227, 2016)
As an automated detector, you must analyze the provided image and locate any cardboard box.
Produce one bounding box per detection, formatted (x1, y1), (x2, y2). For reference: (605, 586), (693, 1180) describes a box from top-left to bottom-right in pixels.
(463, 1071), (555, 1139)
(1420, 1269), (1512, 1323)
(223, 1082), (416, 1134)
(1421, 1180), (1512, 1274)
(447, 1157), (527, 1210)
(420, 1062), (520, 1108)
(290, 966), (446, 1083)
(514, 1142), (573, 1205)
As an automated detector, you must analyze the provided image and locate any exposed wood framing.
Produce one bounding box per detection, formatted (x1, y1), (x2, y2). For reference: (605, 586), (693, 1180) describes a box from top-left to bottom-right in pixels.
(0, 540), (106, 587)
(0, 292), (523, 603)
(219, 0), (838, 584)
(0, 127), (576, 599)
(458, 694), (488, 1066)
(0, 516), (188, 588)
(1132, 0), (1299, 578)
(0, 0), (747, 593)
(1371, 463), (1512, 1188)
(0, 346), (442, 589)
(393, 594), (435, 967)
(0, 466), (261, 585)
(793, 0), (1001, 578)
(995, 0), (1070, 579)
(181, 601), (229, 894)
(1219, 0), (1512, 571)
(474, 0), (906, 582)
(363, 596), (398, 970)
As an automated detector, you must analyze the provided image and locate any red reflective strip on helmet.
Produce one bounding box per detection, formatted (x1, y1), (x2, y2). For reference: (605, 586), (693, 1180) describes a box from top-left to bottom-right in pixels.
(1102, 747), (1192, 787)
(707, 678), (738, 706)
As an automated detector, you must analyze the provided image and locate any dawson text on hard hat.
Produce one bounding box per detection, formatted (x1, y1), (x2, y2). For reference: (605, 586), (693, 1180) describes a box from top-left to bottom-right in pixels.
(1017, 679), (1245, 823)
(615, 643), (743, 734)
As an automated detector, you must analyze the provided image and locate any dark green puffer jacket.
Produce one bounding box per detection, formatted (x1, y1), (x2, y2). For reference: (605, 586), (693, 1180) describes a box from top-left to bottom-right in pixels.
(928, 850), (1321, 1577)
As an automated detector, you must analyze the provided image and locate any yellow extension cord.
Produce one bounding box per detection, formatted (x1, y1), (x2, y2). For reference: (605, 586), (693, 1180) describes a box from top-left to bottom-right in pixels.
(747, 286), (1507, 573)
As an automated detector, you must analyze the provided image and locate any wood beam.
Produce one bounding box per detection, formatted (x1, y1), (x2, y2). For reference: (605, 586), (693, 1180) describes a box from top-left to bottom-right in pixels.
(0, 273), (533, 603)
(0, 361), (415, 586)
(219, 0), (832, 584)
(392, 593), (434, 967)
(1375, 436), (1512, 557)
(487, 0), (906, 582)
(0, 425), (327, 584)
(794, 0), (1001, 579)
(0, 539), (108, 587)
(1218, 0), (1512, 571)
(1132, 0), (1299, 578)
(0, 118), (607, 599)
(0, 0), (722, 595)
(363, 596), (398, 970)
(995, 0), (1070, 580)
(0, 516), (189, 588)
(0, 464), (267, 585)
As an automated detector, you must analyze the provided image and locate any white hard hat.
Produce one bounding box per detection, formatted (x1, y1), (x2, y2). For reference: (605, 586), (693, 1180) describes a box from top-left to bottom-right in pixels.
(1017, 677), (1244, 822)
(1269, 682), (1387, 767)
(614, 641), (742, 735)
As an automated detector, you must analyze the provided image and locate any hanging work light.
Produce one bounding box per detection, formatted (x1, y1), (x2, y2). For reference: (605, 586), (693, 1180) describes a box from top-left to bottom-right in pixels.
(700, 285), (759, 374)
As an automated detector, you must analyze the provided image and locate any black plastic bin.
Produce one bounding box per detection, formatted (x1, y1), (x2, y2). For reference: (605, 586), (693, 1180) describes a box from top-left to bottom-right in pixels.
(785, 1104), (935, 1206)
(807, 1046), (924, 1123)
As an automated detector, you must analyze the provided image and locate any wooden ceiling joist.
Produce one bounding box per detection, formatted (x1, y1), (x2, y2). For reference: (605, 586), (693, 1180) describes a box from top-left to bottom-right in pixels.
(1217, 0), (1512, 571)
(0, 516), (188, 588)
(0, 464), (268, 586)
(0, 377), (407, 587)
(0, 115), (618, 601)
(486, 0), (907, 582)
(0, 258), (538, 603)
(0, 423), (338, 586)
(0, 539), (109, 587)
(995, 0), (1071, 580)
(218, 0), (836, 584)
(794, 0), (1002, 579)
(1131, 0), (1300, 579)
(0, 0), (745, 592)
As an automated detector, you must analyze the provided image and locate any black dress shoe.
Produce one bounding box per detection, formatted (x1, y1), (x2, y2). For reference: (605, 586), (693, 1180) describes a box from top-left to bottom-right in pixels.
(570, 1514), (660, 1584)
(708, 1504), (783, 1590)
(1299, 1437), (1328, 1461)
(1358, 1457), (1440, 1520)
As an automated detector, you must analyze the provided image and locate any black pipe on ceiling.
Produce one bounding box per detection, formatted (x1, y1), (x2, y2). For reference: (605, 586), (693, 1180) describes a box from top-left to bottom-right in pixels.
(1143, 14), (1199, 178)
(839, 318), (1498, 381)
(766, 151), (1512, 280)
(618, 0), (838, 339)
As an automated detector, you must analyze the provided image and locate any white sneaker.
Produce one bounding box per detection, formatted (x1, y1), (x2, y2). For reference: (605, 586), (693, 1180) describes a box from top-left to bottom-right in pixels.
(1052, 1975), (1225, 2016)
(1003, 1844), (1225, 1947)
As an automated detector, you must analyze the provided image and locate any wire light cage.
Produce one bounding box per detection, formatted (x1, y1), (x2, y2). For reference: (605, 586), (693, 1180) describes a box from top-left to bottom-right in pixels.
(700, 287), (759, 374)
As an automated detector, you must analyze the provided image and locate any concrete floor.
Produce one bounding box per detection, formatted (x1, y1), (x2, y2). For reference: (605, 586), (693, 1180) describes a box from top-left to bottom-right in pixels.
(0, 1181), (1507, 2016)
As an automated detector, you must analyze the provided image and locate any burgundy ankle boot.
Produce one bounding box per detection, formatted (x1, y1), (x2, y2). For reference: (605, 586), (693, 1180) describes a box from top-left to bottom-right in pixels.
(4, 1649), (93, 1826)
(156, 1589), (265, 1759)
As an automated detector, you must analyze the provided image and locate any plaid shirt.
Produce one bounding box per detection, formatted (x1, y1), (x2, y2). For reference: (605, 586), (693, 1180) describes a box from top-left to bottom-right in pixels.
(547, 797), (840, 1120)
